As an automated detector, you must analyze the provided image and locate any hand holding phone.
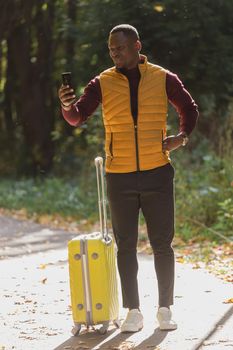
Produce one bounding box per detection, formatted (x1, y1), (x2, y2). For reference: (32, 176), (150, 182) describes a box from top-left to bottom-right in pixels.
(59, 72), (76, 109)
(62, 72), (72, 87)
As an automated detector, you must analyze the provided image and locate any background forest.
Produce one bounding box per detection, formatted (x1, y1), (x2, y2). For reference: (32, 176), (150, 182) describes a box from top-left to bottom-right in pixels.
(0, 0), (232, 242)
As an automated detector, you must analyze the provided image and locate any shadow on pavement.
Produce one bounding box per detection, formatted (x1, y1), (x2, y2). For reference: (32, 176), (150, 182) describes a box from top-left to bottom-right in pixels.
(54, 327), (168, 350)
(192, 305), (233, 350)
(133, 328), (169, 349)
(54, 328), (129, 350)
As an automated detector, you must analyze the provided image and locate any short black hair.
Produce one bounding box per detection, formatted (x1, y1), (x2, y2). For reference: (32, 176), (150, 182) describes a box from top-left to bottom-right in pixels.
(110, 24), (140, 42)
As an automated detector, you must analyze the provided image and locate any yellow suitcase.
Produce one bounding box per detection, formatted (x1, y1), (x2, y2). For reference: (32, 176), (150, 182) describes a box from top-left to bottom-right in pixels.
(68, 157), (119, 335)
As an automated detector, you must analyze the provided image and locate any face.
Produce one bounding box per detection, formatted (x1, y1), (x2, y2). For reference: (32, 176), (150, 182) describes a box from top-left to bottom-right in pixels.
(108, 31), (141, 69)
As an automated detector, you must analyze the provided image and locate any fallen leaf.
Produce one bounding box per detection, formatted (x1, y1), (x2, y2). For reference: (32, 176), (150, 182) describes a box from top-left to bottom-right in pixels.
(192, 263), (201, 269)
(203, 340), (218, 346)
(219, 340), (229, 343)
(38, 264), (47, 269)
(224, 276), (233, 283)
(19, 336), (37, 340)
(115, 341), (135, 350)
(223, 298), (233, 304)
(19, 319), (35, 323)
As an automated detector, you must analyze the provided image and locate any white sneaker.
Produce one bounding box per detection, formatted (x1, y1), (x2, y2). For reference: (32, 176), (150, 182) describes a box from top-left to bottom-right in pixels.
(157, 307), (177, 330)
(120, 309), (143, 333)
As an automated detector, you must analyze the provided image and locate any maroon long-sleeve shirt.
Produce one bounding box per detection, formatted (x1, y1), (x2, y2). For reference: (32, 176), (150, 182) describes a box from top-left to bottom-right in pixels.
(62, 62), (199, 136)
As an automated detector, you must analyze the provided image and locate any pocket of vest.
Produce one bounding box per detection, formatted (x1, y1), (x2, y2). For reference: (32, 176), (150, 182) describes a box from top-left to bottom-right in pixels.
(161, 130), (164, 153)
(109, 132), (113, 158)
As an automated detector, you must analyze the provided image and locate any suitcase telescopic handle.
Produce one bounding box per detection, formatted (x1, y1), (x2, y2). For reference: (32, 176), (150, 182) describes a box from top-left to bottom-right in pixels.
(95, 157), (109, 241)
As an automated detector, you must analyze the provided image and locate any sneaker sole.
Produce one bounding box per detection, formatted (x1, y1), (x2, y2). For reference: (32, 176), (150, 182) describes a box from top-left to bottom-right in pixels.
(159, 324), (177, 331)
(120, 322), (143, 333)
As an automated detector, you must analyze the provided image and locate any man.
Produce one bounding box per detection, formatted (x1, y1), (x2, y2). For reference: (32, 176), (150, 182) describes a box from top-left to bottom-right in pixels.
(58, 24), (198, 332)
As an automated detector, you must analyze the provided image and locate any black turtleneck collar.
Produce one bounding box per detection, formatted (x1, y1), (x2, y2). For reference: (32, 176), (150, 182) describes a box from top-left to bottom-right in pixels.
(117, 55), (145, 76)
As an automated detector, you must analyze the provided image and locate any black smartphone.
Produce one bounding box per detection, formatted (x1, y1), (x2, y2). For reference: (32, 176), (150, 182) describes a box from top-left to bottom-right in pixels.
(62, 72), (72, 87)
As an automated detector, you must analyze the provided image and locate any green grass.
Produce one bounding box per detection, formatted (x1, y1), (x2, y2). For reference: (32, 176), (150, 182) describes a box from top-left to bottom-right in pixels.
(0, 177), (98, 221)
(173, 145), (233, 242)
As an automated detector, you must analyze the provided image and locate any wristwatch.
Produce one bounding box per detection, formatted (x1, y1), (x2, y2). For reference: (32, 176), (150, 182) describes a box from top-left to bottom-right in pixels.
(180, 132), (189, 146)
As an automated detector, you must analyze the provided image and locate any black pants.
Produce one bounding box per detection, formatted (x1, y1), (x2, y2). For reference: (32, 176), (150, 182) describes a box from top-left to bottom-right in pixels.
(106, 163), (175, 309)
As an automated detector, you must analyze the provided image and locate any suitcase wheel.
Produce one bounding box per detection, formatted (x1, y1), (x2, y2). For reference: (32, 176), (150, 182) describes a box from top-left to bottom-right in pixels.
(98, 321), (109, 335)
(71, 323), (81, 336)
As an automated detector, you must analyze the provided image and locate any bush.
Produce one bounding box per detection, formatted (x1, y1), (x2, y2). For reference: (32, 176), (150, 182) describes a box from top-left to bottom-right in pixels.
(173, 142), (233, 242)
(0, 139), (232, 243)
(0, 176), (98, 221)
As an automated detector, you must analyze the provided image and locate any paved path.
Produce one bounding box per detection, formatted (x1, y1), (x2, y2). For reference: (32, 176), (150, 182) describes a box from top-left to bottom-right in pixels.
(0, 214), (76, 258)
(0, 214), (232, 350)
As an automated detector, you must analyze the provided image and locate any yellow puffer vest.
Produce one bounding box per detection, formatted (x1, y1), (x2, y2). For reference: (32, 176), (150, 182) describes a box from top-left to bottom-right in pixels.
(99, 55), (170, 173)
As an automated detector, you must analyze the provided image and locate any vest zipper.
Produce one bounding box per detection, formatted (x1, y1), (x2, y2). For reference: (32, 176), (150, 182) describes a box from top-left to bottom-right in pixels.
(134, 124), (139, 171)
(135, 73), (143, 172)
(120, 73), (140, 171)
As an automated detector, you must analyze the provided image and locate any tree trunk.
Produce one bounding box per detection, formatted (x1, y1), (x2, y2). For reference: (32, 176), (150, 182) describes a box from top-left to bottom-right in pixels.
(63, 0), (78, 137)
(6, 1), (56, 176)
